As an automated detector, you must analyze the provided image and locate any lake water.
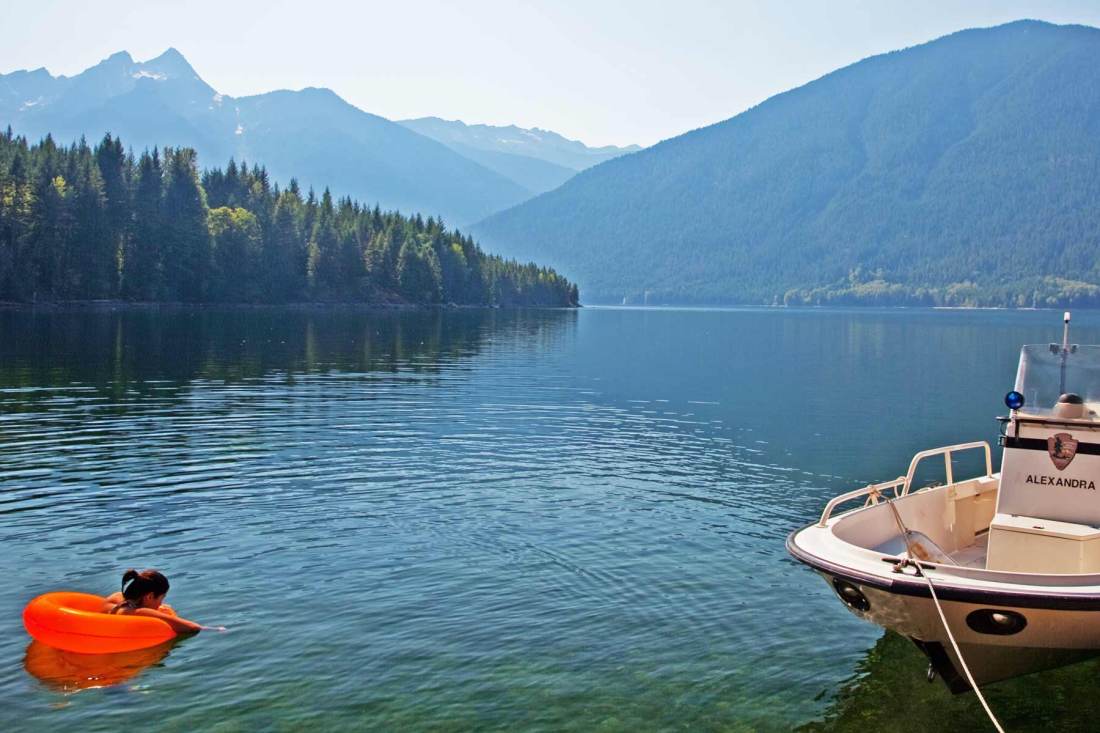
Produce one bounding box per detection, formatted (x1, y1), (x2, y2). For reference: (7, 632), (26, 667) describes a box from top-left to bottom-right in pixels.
(4, 305), (1100, 732)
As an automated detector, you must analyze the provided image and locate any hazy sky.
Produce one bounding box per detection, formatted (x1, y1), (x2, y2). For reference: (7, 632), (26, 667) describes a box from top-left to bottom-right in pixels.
(4, 1), (1100, 147)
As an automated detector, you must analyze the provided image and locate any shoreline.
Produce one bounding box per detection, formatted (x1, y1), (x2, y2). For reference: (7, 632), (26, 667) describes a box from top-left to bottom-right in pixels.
(581, 302), (1072, 312)
(0, 300), (581, 312)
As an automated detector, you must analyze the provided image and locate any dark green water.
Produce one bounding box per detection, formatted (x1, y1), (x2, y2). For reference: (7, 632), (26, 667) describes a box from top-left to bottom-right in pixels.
(3, 306), (1100, 732)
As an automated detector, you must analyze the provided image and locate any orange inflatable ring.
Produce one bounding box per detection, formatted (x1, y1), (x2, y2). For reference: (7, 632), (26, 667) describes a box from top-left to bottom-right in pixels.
(23, 592), (177, 654)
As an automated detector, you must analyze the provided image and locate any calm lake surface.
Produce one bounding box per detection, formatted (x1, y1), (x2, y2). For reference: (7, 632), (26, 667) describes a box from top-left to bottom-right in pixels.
(4, 305), (1100, 732)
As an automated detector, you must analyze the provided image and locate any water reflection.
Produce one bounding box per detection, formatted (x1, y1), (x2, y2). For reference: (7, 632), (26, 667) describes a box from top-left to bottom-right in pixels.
(0, 307), (577, 397)
(23, 639), (177, 693)
(801, 631), (1100, 732)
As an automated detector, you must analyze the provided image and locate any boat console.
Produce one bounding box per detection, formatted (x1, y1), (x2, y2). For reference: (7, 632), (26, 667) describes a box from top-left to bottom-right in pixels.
(989, 335), (1100, 574)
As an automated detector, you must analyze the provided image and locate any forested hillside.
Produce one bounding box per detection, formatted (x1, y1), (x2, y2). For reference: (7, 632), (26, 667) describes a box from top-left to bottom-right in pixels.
(474, 21), (1100, 307)
(0, 130), (578, 307)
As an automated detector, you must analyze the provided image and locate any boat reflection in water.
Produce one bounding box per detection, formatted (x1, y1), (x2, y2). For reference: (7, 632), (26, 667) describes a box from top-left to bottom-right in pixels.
(801, 631), (1100, 732)
(23, 639), (176, 693)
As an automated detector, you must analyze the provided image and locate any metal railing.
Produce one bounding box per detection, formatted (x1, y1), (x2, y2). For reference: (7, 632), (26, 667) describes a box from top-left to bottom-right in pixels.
(900, 441), (992, 496)
(817, 476), (905, 527)
(817, 441), (993, 527)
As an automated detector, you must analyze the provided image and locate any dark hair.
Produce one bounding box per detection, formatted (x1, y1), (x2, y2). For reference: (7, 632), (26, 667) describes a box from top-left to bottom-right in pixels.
(121, 569), (169, 600)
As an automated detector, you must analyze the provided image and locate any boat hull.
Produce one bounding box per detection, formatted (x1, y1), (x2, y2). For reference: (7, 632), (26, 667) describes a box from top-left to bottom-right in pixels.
(811, 569), (1100, 692)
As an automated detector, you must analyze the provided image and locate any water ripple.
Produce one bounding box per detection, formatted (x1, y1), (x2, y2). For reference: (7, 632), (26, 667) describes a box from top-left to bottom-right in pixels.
(4, 306), (1067, 731)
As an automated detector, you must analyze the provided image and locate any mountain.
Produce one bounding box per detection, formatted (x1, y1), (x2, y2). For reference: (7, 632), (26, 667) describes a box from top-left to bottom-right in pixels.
(0, 50), (530, 226)
(399, 117), (641, 194)
(473, 21), (1100, 307)
(434, 142), (578, 196)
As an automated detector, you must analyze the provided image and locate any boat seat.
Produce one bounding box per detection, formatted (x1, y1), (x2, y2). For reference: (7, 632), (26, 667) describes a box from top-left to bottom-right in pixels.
(986, 512), (1100, 573)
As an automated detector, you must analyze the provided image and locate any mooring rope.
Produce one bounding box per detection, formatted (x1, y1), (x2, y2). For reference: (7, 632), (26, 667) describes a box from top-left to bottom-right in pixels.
(873, 489), (1006, 733)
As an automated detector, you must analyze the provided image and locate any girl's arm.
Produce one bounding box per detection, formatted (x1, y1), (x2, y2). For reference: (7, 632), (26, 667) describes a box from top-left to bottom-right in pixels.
(133, 607), (204, 634)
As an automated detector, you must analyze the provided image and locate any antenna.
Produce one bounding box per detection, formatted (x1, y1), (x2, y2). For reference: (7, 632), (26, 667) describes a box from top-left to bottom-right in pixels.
(1060, 311), (1072, 395)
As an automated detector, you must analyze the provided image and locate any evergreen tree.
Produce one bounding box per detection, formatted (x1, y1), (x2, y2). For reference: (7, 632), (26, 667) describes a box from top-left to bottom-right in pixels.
(0, 140), (35, 300)
(125, 150), (164, 299)
(29, 162), (70, 299)
(161, 148), (211, 301)
(307, 188), (341, 299)
(265, 189), (305, 301)
(66, 147), (111, 297)
(365, 224), (400, 291)
(95, 133), (129, 294)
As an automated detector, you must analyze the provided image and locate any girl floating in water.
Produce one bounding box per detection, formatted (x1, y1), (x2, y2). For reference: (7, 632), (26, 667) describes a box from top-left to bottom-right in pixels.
(102, 569), (224, 633)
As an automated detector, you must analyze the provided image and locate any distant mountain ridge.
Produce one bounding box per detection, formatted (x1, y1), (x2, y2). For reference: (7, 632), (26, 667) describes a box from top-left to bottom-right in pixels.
(399, 117), (640, 167)
(399, 117), (640, 191)
(474, 20), (1100, 307)
(0, 50), (536, 225)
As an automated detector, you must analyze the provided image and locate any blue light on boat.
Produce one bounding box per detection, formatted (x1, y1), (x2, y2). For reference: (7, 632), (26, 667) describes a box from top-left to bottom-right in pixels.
(1005, 391), (1025, 410)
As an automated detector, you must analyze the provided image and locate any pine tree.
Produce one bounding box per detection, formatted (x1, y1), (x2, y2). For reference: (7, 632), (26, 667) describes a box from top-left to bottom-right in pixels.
(0, 141), (35, 300)
(161, 148), (211, 301)
(95, 133), (130, 296)
(124, 150), (163, 299)
(265, 188), (305, 301)
(307, 189), (340, 298)
(67, 147), (111, 297)
(29, 163), (70, 299)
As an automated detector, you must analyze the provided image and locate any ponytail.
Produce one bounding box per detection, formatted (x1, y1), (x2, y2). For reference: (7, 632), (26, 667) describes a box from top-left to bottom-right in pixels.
(121, 569), (169, 600)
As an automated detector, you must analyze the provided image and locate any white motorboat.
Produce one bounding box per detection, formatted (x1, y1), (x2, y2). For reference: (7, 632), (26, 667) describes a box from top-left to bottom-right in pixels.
(788, 313), (1100, 693)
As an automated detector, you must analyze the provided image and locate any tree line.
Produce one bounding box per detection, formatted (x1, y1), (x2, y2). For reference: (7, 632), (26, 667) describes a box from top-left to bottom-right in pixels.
(778, 270), (1100, 309)
(0, 129), (579, 307)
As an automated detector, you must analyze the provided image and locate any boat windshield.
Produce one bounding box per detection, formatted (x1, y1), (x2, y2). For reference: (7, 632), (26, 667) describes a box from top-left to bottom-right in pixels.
(1015, 344), (1100, 415)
